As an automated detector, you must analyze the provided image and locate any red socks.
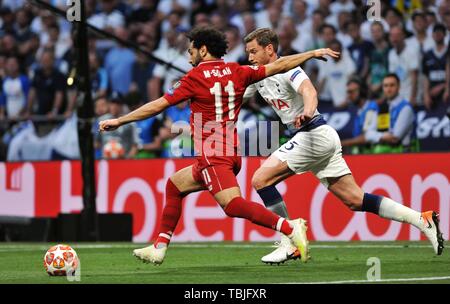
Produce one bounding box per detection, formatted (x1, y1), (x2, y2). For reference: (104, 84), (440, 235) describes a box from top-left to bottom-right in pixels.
(156, 180), (294, 248)
(155, 179), (184, 247)
(224, 197), (293, 235)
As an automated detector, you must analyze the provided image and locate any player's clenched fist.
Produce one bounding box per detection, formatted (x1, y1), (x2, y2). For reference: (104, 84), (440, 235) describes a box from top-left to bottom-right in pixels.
(98, 118), (121, 132)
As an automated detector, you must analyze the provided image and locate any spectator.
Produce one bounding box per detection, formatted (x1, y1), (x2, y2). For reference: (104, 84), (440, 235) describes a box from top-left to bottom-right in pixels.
(162, 9), (189, 35)
(95, 93), (139, 159)
(127, 0), (161, 25)
(423, 23), (448, 110)
(87, 0), (125, 32)
(1, 33), (18, 57)
(0, 7), (15, 36)
(388, 25), (420, 106)
(27, 49), (66, 118)
(281, 16), (311, 54)
(157, 0), (192, 18)
(2, 0), (26, 12)
(159, 99), (192, 158)
(368, 21), (390, 98)
(292, 0), (312, 35)
(425, 10), (438, 37)
(104, 27), (135, 95)
(15, 8), (33, 43)
(149, 30), (191, 100)
(42, 23), (71, 61)
(329, 0), (355, 16)
(277, 27), (299, 57)
(384, 6), (404, 30)
(0, 56), (30, 119)
(371, 73), (417, 153)
(210, 13), (227, 32)
(407, 11), (434, 52)
(223, 26), (245, 63)
(336, 11), (353, 48)
(130, 50), (156, 104)
(94, 97), (109, 118)
(310, 9), (326, 49)
(317, 39), (356, 108)
(192, 12), (210, 28)
(318, 23), (337, 48)
(229, 0), (253, 35)
(347, 21), (374, 80)
(241, 12), (257, 38)
(21, 32), (40, 70)
(87, 0), (126, 53)
(88, 52), (108, 100)
(66, 51), (108, 117)
(133, 101), (162, 159)
(341, 78), (379, 154)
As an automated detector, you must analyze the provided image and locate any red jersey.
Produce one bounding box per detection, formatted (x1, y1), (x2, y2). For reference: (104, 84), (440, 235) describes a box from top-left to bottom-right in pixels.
(164, 60), (266, 156)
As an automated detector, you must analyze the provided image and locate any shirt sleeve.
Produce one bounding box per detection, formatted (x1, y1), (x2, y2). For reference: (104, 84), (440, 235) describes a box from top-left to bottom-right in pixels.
(283, 67), (309, 92)
(238, 65), (266, 87)
(163, 74), (195, 105)
(392, 105), (415, 140)
(243, 83), (257, 99)
(407, 48), (420, 71)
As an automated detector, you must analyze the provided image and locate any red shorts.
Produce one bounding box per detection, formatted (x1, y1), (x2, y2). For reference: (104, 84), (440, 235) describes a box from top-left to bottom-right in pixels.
(192, 155), (242, 195)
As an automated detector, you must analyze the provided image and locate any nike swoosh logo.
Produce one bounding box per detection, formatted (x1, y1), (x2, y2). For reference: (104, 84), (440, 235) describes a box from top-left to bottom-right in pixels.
(425, 218), (433, 229)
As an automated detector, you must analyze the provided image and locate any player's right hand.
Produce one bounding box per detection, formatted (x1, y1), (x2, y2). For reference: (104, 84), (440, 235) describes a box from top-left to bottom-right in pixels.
(99, 118), (121, 132)
(312, 48), (340, 61)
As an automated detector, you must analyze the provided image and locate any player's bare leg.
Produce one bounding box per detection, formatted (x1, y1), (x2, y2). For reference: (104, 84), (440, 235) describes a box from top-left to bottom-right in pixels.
(133, 165), (205, 265)
(251, 156), (309, 264)
(215, 185), (309, 263)
(328, 174), (444, 255)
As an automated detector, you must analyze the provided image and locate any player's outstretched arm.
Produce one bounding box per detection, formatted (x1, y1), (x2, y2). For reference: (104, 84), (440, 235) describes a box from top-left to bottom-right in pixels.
(98, 97), (170, 132)
(264, 48), (340, 77)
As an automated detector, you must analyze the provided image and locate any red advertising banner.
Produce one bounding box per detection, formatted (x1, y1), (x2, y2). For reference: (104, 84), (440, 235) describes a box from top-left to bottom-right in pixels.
(1, 153), (449, 242)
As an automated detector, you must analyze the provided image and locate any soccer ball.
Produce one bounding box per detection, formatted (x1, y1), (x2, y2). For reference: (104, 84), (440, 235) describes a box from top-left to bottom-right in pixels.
(43, 244), (79, 276)
(103, 139), (125, 159)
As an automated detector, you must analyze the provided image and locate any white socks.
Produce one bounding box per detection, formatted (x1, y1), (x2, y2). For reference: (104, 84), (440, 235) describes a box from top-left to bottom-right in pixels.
(378, 196), (422, 229)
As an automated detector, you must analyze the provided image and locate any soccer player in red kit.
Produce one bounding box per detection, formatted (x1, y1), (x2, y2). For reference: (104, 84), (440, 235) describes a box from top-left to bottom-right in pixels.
(99, 27), (339, 265)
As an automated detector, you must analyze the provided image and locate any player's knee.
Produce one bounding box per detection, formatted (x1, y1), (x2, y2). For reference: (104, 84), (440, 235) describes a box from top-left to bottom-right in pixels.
(166, 178), (182, 197)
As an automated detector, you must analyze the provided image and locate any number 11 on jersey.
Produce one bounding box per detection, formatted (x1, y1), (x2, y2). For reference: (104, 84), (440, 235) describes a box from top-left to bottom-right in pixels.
(209, 81), (236, 122)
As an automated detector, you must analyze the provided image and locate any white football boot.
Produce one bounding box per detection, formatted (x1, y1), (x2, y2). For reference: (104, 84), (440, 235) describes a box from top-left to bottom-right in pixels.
(287, 218), (310, 263)
(420, 211), (444, 255)
(261, 234), (301, 265)
(133, 244), (167, 265)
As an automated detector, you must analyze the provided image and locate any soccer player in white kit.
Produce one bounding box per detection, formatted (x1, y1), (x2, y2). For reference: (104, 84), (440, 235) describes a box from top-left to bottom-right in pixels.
(243, 28), (444, 264)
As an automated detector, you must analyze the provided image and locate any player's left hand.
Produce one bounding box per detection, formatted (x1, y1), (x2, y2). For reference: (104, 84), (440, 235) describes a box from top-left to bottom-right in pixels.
(294, 112), (313, 129)
(313, 48), (340, 61)
(99, 118), (121, 132)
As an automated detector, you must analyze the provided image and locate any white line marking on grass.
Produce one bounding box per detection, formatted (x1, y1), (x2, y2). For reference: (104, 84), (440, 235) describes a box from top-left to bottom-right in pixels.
(283, 276), (450, 284)
(0, 244), (437, 250)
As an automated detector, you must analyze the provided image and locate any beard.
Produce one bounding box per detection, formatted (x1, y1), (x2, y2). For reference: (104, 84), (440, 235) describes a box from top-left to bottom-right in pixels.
(191, 53), (202, 67)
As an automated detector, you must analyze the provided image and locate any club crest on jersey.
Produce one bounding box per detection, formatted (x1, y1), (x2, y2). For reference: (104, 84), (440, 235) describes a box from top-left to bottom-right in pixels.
(290, 69), (302, 82)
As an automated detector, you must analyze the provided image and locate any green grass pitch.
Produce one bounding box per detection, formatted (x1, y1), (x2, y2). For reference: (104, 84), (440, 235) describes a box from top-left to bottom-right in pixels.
(0, 241), (449, 284)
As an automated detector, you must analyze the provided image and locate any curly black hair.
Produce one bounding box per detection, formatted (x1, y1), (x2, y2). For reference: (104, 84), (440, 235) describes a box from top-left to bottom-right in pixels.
(186, 26), (228, 59)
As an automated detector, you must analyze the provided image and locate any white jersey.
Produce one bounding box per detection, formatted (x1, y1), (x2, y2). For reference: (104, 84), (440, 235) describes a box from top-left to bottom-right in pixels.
(244, 66), (319, 131)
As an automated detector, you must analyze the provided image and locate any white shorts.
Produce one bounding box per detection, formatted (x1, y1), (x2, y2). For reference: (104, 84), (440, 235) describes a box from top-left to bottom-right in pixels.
(272, 125), (352, 187)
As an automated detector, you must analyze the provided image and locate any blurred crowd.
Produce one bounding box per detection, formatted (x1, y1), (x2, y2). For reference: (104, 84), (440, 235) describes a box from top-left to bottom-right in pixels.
(0, 0), (449, 160)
